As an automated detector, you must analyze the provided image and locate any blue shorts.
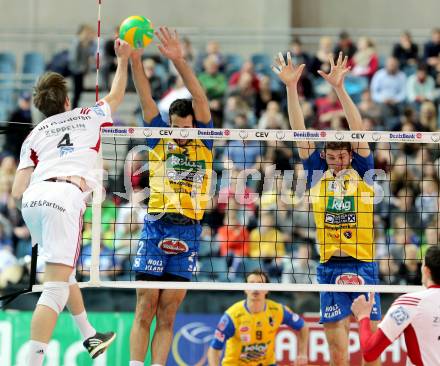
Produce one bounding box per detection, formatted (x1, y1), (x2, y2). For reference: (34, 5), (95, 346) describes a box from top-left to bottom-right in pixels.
(317, 259), (381, 323)
(133, 217), (201, 280)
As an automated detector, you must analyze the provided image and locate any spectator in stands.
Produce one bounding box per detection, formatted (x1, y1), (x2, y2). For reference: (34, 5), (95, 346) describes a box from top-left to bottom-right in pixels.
(217, 167), (257, 223)
(415, 179), (439, 229)
(419, 100), (438, 131)
(351, 37), (379, 79)
(101, 26), (119, 91)
(223, 115), (262, 171)
(378, 256), (400, 285)
(228, 61), (259, 92)
(358, 90), (383, 127)
(392, 31), (419, 69)
(334, 31), (357, 65)
(423, 28), (440, 73)
(2, 92), (33, 160)
(288, 37), (310, 68)
(254, 75), (281, 118)
(309, 36), (333, 77)
(398, 244), (422, 285)
(157, 75), (191, 122)
(313, 89), (345, 130)
(282, 244), (317, 284)
(69, 24), (96, 108)
(198, 55), (227, 122)
(142, 57), (166, 100)
(227, 71), (257, 109)
(257, 100), (287, 129)
(196, 40), (225, 72)
(249, 211), (285, 279)
(406, 62), (435, 105)
(370, 57), (407, 128)
(216, 205), (249, 273)
(222, 95), (254, 128)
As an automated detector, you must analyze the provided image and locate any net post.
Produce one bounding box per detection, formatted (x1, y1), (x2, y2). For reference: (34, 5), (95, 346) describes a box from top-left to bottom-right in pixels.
(90, 146), (103, 286)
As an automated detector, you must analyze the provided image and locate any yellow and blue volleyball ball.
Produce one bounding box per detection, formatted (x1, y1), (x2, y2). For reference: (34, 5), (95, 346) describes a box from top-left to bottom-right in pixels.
(119, 16), (154, 49)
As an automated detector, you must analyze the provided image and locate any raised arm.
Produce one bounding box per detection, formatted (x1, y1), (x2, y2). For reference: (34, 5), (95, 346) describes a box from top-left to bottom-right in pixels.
(130, 49), (159, 123)
(156, 27), (211, 124)
(207, 347), (222, 366)
(102, 39), (132, 114)
(272, 52), (315, 160)
(318, 52), (370, 157)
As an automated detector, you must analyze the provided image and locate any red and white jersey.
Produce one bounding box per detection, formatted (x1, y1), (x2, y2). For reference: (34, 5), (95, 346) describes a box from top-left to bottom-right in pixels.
(379, 286), (440, 366)
(17, 101), (113, 190)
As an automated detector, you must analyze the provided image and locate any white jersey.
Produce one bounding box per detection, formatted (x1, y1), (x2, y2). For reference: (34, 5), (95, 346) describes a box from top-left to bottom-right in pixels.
(17, 100), (113, 190)
(379, 286), (440, 366)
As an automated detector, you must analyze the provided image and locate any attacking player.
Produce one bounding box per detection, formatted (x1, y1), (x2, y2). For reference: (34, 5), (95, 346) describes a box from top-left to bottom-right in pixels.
(352, 246), (440, 365)
(207, 270), (309, 366)
(273, 52), (381, 366)
(129, 27), (213, 366)
(11, 39), (132, 365)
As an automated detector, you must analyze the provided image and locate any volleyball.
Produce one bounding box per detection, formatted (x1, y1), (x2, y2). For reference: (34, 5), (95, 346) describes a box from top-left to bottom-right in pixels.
(119, 15), (154, 49)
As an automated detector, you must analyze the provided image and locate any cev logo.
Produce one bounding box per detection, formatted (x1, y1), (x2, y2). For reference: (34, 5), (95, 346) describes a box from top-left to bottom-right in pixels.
(172, 322), (215, 366)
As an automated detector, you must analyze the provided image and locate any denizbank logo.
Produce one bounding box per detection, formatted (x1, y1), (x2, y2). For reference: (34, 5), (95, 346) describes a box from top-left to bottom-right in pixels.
(389, 132), (422, 141)
(293, 131), (320, 139)
(197, 130), (224, 137)
(326, 196), (355, 213)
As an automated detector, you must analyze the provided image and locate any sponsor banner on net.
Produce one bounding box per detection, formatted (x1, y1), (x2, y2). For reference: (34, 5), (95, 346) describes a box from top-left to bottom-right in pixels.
(101, 127), (439, 144)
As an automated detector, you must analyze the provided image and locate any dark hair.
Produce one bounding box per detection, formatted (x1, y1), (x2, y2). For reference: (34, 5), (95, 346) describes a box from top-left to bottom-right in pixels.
(339, 31), (350, 40)
(291, 37), (302, 46)
(246, 270), (270, 283)
(33, 72), (68, 117)
(169, 99), (195, 121)
(417, 62), (428, 72)
(324, 141), (352, 152)
(425, 246), (440, 285)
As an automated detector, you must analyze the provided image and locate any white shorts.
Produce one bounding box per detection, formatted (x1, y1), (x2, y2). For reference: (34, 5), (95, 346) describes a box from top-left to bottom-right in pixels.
(22, 181), (86, 267)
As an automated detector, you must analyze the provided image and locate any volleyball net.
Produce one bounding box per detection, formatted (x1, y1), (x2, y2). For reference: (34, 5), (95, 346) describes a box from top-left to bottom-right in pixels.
(34, 127), (440, 293)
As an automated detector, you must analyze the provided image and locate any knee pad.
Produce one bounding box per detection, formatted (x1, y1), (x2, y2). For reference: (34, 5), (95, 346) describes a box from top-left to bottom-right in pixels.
(68, 270), (77, 285)
(37, 282), (69, 315)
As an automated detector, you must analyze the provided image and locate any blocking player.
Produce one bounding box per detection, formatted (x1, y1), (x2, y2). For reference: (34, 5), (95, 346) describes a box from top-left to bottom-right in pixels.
(11, 39), (132, 365)
(273, 52), (381, 366)
(128, 27), (213, 366)
(207, 270), (309, 366)
(352, 246), (440, 365)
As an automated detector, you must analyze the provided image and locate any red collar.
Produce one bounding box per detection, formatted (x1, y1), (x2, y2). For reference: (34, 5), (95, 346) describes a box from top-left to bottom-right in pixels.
(428, 285), (440, 289)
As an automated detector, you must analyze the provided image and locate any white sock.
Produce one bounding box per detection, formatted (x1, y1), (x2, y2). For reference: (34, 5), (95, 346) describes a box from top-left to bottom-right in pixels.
(151, 364), (163, 366)
(129, 361), (144, 366)
(27, 340), (47, 366)
(73, 311), (96, 340)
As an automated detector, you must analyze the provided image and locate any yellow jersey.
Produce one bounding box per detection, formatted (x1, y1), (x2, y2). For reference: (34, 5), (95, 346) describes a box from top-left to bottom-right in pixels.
(146, 115), (213, 220)
(210, 299), (305, 366)
(304, 150), (375, 262)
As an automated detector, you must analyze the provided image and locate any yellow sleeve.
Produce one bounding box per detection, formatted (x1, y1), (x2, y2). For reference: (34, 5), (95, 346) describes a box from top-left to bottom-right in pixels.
(249, 229), (260, 257)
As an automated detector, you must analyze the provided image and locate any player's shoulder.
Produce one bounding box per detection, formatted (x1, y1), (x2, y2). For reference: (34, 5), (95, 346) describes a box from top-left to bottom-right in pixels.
(266, 299), (284, 316)
(392, 291), (425, 308)
(226, 300), (247, 318)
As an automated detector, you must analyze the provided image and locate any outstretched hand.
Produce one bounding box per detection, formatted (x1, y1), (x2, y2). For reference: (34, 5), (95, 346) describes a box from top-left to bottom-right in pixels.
(318, 51), (350, 88)
(114, 39), (133, 60)
(155, 26), (184, 61)
(271, 52), (306, 87)
(351, 292), (375, 321)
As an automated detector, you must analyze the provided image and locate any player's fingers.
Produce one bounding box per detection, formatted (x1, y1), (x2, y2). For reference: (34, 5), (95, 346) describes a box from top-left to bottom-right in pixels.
(337, 51), (343, 66)
(369, 292), (376, 305)
(317, 69), (328, 80)
(154, 30), (167, 45)
(173, 28), (179, 41)
(328, 53), (335, 68)
(159, 26), (170, 42)
(278, 52), (287, 67)
(271, 65), (281, 75)
(342, 55), (349, 68)
(287, 51), (292, 66)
